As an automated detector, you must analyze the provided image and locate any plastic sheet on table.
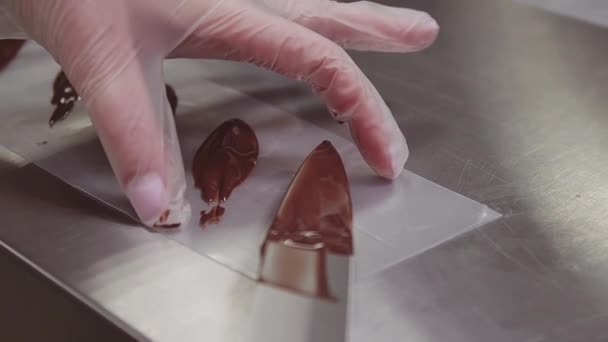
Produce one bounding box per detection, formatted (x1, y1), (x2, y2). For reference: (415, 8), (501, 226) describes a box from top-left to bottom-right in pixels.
(15, 63), (501, 282)
(0, 44), (501, 341)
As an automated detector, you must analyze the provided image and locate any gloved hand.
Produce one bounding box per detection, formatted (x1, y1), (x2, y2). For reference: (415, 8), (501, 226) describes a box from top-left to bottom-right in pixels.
(0, 0), (439, 227)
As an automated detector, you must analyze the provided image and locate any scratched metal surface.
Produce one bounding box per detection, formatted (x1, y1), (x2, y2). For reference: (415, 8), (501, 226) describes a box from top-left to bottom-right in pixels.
(352, 0), (608, 340)
(2, 0), (608, 341)
(515, 0), (608, 27)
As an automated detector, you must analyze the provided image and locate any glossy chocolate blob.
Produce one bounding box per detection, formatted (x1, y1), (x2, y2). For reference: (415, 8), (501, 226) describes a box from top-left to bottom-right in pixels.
(200, 205), (225, 226)
(49, 70), (179, 127)
(263, 141), (353, 255)
(50, 71), (79, 127)
(0, 39), (25, 72)
(192, 118), (259, 226)
(259, 140), (353, 300)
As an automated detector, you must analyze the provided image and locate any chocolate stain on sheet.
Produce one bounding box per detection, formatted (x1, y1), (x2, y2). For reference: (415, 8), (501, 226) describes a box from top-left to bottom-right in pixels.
(263, 141), (353, 255)
(49, 70), (179, 127)
(0, 39), (25, 72)
(259, 141), (353, 300)
(50, 71), (80, 127)
(153, 209), (181, 229)
(199, 205), (226, 225)
(192, 118), (259, 226)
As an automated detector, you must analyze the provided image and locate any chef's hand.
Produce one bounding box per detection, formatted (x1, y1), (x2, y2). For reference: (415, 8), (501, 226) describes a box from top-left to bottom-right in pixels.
(1, 0), (438, 226)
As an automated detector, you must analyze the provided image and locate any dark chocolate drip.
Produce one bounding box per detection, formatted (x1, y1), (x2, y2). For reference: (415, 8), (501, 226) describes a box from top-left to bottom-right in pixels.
(192, 118), (259, 226)
(258, 141), (352, 301)
(153, 209), (181, 229)
(49, 71), (79, 127)
(0, 39), (25, 73)
(49, 70), (179, 127)
(200, 205), (225, 226)
(263, 141), (353, 256)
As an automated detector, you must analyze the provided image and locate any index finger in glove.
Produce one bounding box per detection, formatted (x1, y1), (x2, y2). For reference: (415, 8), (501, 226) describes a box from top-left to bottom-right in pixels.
(258, 0), (439, 52)
(82, 59), (190, 227)
(182, 3), (407, 178)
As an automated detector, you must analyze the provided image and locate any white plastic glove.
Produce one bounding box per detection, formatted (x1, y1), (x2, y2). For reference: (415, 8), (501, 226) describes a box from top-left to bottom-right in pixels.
(1, 0), (439, 227)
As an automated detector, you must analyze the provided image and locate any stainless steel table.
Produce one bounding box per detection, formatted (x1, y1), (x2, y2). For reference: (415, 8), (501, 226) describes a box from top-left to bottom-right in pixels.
(2, 0), (608, 341)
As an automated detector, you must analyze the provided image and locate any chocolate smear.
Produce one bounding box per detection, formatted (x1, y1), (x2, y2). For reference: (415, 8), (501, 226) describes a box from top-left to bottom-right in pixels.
(259, 141), (353, 300)
(263, 141), (353, 256)
(199, 205), (226, 225)
(49, 70), (179, 127)
(50, 71), (79, 127)
(153, 209), (181, 229)
(192, 118), (259, 226)
(0, 39), (25, 73)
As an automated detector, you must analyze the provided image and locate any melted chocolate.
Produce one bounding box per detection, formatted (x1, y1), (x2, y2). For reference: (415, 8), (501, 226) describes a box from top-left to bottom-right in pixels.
(259, 141), (353, 300)
(263, 141), (353, 255)
(0, 39), (25, 72)
(153, 209), (181, 229)
(50, 71), (79, 127)
(49, 70), (179, 127)
(200, 205), (225, 226)
(192, 118), (259, 226)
